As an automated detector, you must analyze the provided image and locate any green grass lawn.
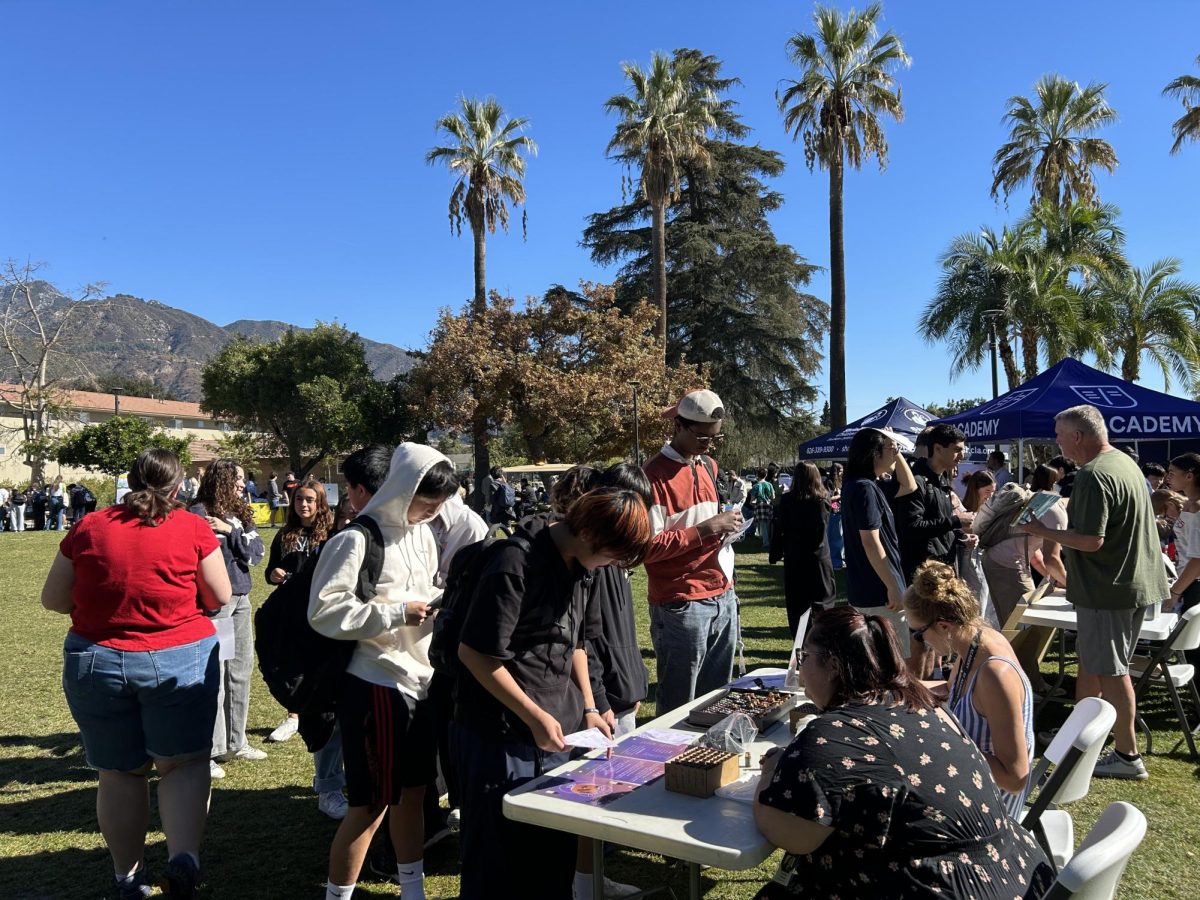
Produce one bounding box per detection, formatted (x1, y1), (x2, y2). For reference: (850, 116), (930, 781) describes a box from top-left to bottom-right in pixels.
(1, 530), (1197, 898)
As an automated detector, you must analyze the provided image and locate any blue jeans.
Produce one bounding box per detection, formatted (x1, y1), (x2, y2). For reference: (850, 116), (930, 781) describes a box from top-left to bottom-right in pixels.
(62, 632), (219, 771)
(50, 498), (65, 530)
(649, 586), (738, 715)
(312, 724), (345, 794)
(451, 721), (574, 900)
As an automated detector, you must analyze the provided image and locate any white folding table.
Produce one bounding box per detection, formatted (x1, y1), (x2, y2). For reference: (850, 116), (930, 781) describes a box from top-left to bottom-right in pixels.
(503, 670), (798, 900)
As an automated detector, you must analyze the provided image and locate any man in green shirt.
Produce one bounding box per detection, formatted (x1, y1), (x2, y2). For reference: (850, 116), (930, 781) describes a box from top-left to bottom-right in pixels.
(1020, 404), (1167, 780)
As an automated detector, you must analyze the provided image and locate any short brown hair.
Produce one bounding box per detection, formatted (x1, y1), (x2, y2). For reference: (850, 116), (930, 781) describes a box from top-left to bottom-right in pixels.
(564, 488), (651, 569)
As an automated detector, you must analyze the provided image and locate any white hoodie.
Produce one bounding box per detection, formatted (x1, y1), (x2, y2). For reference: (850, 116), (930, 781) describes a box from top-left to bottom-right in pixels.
(308, 443), (447, 699)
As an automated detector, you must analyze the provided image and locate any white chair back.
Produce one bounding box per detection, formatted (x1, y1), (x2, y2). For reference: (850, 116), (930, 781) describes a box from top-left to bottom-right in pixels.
(1171, 605), (1200, 652)
(1047, 801), (1146, 899)
(1042, 697), (1117, 806)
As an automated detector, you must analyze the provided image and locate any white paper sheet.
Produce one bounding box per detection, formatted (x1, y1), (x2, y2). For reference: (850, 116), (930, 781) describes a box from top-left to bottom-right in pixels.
(563, 727), (617, 749)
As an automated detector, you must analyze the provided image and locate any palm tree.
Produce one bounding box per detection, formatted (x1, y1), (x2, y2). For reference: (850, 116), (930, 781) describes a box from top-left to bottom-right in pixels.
(920, 202), (1127, 389)
(991, 74), (1118, 208)
(1164, 55), (1200, 155)
(777, 3), (909, 428)
(605, 52), (717, 349)
(426, 96), (537, 315)
(1087, 259), (1200, 389)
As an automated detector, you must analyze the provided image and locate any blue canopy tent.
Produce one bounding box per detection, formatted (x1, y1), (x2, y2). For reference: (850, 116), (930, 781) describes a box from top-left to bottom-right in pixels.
(798, 397), (937, 461)
(933, 358), (1200, 472)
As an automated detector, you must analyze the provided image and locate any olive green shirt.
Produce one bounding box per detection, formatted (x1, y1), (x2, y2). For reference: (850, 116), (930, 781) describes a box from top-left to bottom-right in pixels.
(1064, 449), (1168, 610)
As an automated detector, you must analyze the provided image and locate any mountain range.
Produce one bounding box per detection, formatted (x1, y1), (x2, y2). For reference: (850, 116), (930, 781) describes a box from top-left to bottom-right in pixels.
(2, 282), (416, 402)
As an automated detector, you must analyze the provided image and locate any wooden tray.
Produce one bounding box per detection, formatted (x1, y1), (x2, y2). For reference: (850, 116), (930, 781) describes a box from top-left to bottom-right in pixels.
(685, 688), (792, 730)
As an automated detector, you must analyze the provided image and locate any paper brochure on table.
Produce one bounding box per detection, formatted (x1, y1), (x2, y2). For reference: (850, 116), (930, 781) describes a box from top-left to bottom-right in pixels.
(563, 728), (616, 749)
(537, 729), (695, 804)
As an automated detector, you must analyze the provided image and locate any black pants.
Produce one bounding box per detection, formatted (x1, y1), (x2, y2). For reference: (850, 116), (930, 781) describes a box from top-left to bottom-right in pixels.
(451, 721), (575, 900)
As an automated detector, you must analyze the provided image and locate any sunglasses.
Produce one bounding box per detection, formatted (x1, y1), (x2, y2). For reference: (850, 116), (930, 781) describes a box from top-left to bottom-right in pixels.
(911, 622), (935, 644)
(685, 424), (725, 445)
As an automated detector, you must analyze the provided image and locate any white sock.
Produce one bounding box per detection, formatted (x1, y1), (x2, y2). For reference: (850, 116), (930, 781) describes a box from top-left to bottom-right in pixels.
(397, 860), (425, 900)
(574, 871), (595, 900)
(325, 880), (356, 899)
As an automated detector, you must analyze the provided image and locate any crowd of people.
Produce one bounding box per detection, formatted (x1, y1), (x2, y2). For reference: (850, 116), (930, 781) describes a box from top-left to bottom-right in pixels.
(35, 388), (1172, 900)
(1, 475), (96, 531)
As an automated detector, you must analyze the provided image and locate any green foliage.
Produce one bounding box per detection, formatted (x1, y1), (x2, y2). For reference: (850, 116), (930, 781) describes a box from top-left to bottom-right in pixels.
(923, 398), (989, 418)
(1163, 55), (1200, 155)
(55, 415), (190, 476)
(991, 74), (1118, 208)
(357, 373), (422, 446)
(200, 324), (376, 479)
(715, 414), (821, 473)
(586, 50), (826, 435)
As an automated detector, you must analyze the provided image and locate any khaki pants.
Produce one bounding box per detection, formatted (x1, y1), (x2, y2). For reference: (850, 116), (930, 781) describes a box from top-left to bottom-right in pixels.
(983, 555), (1054, 687)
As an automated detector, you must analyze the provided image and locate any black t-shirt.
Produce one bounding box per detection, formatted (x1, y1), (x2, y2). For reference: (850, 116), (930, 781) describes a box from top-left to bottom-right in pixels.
(840, 476), (904, 606)
(455, 516), (600, 744)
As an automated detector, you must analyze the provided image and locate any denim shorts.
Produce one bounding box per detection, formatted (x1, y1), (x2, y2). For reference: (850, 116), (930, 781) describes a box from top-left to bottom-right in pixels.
(62, 632), (220, 772)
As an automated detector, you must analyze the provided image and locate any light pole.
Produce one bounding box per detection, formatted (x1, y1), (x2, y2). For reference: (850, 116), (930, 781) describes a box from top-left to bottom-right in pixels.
(628, 380), (641, 466)
(111, 389), (124, 502)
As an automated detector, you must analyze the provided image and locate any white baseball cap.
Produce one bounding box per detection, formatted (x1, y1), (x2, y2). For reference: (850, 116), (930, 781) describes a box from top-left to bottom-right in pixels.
(662, 389), (725, 423)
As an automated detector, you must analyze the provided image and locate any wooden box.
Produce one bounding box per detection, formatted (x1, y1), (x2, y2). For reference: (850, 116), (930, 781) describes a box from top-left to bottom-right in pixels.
(685, 688), (792, 731)
(664, 747), (740, 798)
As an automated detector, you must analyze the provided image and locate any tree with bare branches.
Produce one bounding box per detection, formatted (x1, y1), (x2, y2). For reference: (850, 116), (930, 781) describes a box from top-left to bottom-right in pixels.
(0, 260), (103, 485)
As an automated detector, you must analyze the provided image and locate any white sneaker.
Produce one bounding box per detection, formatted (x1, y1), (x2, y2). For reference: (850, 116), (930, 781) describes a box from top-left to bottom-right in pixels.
(267, 715), (300, 742)
(601, 877), (642, 899)
(209, 760), (226, 779)
(232, 745), (268, 761)
(318, 791), (348, 820)
(1093, 749), (1148, 780)
(446, 808), (461, 833)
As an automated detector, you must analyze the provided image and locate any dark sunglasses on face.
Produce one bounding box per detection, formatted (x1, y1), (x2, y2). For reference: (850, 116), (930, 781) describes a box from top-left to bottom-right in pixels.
(911, 622), (934, 644)
(685, 424), (725, 444)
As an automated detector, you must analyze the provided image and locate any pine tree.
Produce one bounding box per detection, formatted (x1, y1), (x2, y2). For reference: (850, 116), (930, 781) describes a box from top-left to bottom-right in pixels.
(583, 50), (827, 433)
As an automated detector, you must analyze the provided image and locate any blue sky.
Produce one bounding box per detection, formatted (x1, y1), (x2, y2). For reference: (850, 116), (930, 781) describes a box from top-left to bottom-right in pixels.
(4, 0), (1198, 420)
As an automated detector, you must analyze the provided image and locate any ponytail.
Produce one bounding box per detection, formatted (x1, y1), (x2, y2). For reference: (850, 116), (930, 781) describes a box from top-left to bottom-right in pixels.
(124, 448), (184, 527)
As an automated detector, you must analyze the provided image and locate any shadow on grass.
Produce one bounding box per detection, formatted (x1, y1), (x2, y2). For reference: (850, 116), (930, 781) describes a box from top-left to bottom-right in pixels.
(0, 783), (464, 898)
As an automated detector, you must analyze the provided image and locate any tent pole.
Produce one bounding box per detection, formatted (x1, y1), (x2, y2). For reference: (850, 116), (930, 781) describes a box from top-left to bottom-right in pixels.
(1018, 439), (1024, 483)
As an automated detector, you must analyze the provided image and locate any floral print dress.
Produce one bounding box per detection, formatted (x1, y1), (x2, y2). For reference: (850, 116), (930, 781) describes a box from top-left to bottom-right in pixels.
(755, 701), (1054, 900)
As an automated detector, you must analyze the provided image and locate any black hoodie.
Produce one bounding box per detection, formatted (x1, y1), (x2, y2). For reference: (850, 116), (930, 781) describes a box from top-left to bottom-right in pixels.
(585, 565), (649, 716)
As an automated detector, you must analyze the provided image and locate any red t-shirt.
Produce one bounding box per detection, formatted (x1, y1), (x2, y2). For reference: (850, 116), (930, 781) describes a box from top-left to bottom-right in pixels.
(61, 505), (220, 651)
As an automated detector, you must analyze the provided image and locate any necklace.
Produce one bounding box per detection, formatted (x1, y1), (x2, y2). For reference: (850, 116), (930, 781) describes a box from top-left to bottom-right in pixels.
(949, 628), (983, 707)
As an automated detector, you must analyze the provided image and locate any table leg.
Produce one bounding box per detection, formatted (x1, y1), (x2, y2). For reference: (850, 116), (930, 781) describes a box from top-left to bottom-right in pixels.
(688, 861), (702, 900)
(593, 839), (605, 900)
(1035, 629), (1068, 718)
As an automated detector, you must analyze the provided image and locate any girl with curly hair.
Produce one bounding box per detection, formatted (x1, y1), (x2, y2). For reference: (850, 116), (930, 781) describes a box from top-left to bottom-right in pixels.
(189, 459), (266, 775)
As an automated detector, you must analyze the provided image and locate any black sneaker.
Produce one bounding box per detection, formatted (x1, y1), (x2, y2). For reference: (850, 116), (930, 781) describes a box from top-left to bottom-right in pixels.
(114, 866), (152, 899)
(367, 850), (399, 885)
(161, 853), (201, 900)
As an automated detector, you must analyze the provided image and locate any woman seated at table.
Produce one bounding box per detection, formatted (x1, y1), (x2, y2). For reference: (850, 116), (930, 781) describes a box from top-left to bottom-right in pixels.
(753, 605), (1052, 899)
(904, 561), (1034, 818)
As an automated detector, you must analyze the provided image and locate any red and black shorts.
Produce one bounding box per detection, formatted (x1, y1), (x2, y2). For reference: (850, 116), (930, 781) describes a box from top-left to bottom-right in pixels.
(337, 673), (437, 808)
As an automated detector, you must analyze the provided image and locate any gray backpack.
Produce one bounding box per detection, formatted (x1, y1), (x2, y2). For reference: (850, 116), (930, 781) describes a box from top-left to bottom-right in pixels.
(972, 482), (1034, 548)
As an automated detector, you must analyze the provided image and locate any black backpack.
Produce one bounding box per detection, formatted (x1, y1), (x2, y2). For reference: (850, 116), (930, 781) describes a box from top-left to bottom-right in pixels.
(428, 532), (532, 679)
(254, 515), (385, 716)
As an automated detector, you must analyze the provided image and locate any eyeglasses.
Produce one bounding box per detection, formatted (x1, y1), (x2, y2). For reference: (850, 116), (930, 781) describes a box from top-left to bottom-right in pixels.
(911, 623), (935, 644)
(685, 424), (725, 445)
(796, 648), (821, 665)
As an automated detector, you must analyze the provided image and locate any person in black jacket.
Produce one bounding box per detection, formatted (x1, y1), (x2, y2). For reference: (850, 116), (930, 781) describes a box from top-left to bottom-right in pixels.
(894, 424), (974, 675)
(770, 462), (835, 638)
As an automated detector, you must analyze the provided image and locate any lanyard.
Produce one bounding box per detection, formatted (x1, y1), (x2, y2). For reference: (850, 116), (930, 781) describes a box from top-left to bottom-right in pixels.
(949, 628), (982, 708)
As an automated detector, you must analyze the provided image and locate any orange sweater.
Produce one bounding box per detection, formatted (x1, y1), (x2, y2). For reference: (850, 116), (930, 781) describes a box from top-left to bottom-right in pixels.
(642, 446), (733, 604)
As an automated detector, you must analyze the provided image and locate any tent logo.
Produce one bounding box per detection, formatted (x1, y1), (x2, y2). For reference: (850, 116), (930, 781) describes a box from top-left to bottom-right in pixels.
(1071, 385), (1137, 409)
(860, 407), (888, 425)
(903, 409), (930, 426)
(979, 389), (1037, 414)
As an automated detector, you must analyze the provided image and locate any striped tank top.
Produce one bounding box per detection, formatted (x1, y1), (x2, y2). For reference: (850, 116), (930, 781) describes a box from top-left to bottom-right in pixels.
(950, 655), (1035, 819)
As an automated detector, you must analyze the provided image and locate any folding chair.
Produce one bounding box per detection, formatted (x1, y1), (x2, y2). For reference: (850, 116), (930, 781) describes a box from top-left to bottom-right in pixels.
(1130, 606), (1200, 759)
(1019, 697), (1117, 869)
(1040, 801), (1146, 900)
